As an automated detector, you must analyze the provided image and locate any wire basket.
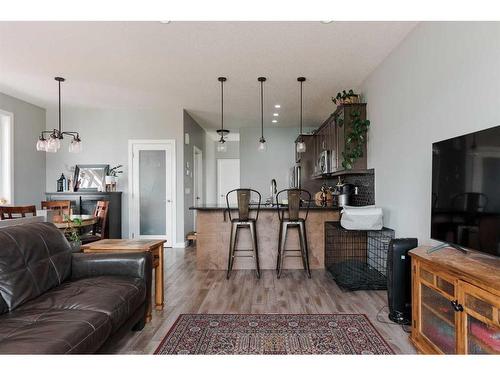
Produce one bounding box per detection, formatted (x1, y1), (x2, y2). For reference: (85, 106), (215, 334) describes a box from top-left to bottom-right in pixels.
(325, 222), (395, 291)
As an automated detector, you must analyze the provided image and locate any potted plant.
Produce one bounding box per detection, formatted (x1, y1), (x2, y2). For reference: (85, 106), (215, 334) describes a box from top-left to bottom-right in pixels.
(341, 109), (370, 169)
(105, 165), (123, 191)
(332, 89), (360, 106)
(64, 215), (83, 252)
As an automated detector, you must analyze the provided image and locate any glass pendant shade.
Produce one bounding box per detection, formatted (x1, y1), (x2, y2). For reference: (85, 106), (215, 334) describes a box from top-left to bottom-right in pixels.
(296, 140), (306, 153)
(36, 138), (47, 151)
(69, 139), (82, 153)
(258, 138), (267, 152)
(47, 136), (59, 152)
(217, 140), (227, 153)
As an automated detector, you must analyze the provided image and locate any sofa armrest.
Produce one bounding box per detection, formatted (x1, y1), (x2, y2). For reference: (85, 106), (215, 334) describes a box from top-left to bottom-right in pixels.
(71, 252), (152, 282)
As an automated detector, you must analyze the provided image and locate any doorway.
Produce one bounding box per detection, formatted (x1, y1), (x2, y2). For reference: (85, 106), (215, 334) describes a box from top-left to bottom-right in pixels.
(217, 158), (240, 205)
(128, 140), (176, 247)
(193, 146), (203, 229)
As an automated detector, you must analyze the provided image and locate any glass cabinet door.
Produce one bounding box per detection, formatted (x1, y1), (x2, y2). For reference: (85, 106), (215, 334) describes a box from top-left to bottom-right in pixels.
(459, 281), (500, 354)
(420, 283), (457, 353)
(417, 264), (458, 354)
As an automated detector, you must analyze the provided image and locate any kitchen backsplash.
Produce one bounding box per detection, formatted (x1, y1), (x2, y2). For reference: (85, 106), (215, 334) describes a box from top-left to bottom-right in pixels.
(326, 172), (375, 206)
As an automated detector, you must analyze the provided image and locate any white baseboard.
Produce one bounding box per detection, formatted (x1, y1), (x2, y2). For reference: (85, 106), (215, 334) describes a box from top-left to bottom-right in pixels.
(174, 241), (187, 248)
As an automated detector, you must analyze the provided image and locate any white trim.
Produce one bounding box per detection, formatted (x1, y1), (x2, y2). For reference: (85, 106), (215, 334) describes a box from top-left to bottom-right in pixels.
(192, 145), (203, 232)
(0, 110), (14, 205)
(174, 241), (187, 248)
(128, 139), (177, 247)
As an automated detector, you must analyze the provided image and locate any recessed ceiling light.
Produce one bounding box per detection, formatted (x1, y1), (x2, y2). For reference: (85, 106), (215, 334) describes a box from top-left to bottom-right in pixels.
(159, 21), (171, 24)
(274, 104), (281, 108)
(272, 120), (278, 123)
(273, 113), (279, 117)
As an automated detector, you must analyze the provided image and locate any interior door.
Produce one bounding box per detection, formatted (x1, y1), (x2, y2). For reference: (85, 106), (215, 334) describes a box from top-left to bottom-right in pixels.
(131, 142), (174, 246)
(217, 158), (240, 205)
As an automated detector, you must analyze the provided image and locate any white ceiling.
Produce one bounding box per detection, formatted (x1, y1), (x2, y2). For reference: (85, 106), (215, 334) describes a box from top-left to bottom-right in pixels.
(0, 21), (417, 131)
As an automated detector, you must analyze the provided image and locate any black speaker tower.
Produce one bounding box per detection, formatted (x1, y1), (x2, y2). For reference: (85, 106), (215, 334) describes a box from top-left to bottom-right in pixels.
(387, 238), (418, 325)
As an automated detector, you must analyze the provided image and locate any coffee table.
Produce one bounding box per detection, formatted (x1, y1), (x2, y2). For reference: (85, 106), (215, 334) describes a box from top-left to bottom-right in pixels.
(81, 239), (166, 323)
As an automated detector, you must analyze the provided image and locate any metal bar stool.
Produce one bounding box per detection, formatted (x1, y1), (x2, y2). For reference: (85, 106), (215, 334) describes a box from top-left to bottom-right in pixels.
(276, 188), (312, 279)
(226, 188), (262, 279)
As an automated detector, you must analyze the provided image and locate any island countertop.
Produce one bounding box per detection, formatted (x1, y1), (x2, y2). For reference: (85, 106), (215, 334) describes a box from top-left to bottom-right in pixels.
(193, 206), (340, 270)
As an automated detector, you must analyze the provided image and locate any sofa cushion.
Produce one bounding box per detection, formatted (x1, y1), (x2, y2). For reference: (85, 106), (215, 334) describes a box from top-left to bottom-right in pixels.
(0, 222), (72, 311)
(0, 309), (112, 354)
(17, 275), (146, 333)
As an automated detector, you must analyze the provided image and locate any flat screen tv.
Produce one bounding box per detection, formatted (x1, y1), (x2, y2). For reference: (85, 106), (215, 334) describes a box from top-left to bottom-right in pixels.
(431, 125), (500, 257)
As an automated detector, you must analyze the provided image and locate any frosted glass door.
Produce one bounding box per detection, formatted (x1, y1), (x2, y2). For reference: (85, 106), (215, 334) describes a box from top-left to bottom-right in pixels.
(131, 141), (174, 246)
(139, 150), (166, 236)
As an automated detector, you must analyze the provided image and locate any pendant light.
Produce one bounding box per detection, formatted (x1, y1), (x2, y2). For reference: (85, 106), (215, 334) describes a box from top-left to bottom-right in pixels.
(257, 76), (267, 152)
(216, 76), (228, 153)
(296, 77), (307, 153)
(36, 77), (82, 153)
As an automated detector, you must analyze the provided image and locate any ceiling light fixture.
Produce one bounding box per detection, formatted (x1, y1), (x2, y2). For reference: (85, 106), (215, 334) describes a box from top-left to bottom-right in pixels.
(274, 104), (281, 108)
(258, 77), (267, 152)
(273, 113), (279, 117)
(296, 77), (307, 153)
(216, 77), (228, 153)
(36, 77), (82, 153)
(272, 119), (278, 124)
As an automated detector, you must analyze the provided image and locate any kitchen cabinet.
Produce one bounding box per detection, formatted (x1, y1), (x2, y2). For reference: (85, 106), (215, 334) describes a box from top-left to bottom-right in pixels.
(297, 103), (368, 181)
(410, 246), (500, 354)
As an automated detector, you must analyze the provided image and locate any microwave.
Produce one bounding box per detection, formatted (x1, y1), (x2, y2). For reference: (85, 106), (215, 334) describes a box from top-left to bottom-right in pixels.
(318, 150), (335, 174)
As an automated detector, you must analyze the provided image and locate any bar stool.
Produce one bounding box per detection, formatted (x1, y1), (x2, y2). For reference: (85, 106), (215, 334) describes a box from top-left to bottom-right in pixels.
(226, 188), (262, 279)
(276, 188), (312, 279)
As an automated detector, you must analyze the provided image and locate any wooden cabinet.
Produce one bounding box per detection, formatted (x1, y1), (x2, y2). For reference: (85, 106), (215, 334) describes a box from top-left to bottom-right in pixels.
(410, 246), (500, 354)
(297, 104), (367, 179)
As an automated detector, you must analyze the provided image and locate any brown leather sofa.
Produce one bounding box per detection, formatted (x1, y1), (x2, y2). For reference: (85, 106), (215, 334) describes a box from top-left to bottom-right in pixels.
(0, 222), (152, 354)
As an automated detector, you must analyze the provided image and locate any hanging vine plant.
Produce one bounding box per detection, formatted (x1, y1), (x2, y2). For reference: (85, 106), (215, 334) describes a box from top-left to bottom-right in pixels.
(341, 109), (370, 169)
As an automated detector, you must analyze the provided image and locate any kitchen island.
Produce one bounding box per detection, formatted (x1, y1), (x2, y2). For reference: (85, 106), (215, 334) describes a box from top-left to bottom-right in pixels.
(190, 204), (340, 270)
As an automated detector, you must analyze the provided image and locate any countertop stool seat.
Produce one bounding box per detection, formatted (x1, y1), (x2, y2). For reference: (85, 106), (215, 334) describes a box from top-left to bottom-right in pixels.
(276, 188), (312, 279)
(225, 188), (262, 279)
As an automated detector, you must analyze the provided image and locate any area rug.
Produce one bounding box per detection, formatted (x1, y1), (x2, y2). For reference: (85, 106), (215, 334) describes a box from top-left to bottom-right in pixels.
(154, 314), (394, 354)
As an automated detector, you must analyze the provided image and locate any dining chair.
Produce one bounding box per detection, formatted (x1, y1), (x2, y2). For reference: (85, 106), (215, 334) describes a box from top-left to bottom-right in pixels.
(41, 200), (72, 216)
(81, 200), (110, 244)
(0, 205), (37, 220)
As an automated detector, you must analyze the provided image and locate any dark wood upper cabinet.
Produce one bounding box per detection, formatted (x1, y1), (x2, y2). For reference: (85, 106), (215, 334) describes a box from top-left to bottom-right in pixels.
(296, 103), (368, 184)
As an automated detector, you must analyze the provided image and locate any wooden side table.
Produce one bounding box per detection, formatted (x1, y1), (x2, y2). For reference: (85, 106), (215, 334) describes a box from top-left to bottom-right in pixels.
(81, 239), (166, 323)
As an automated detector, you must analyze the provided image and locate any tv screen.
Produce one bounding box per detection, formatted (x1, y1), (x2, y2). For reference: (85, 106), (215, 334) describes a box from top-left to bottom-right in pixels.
(431, 125), (500, 257)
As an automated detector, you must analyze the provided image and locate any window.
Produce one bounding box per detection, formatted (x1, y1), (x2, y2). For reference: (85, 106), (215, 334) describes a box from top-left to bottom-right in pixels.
(0, 110), (13, 204)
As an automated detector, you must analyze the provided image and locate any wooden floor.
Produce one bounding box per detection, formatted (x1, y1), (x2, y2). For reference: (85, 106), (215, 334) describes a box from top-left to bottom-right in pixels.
(103, 246), (416, 354)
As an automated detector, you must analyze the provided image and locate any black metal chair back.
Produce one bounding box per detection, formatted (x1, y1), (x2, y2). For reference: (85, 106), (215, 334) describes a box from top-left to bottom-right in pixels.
(226, 188), (261, 221)
(276, 188), (312, 222)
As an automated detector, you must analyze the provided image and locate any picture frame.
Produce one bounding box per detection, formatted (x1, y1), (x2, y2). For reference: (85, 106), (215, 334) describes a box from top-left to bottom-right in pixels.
(73, 164), (109, 192)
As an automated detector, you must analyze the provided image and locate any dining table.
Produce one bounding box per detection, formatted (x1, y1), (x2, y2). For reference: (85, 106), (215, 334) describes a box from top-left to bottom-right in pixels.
(51, 214), (98, 229)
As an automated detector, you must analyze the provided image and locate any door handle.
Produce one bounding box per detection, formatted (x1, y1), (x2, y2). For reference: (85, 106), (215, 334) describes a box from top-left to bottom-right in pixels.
(167, 199), (172, 203)
(450, 300), (464, 312)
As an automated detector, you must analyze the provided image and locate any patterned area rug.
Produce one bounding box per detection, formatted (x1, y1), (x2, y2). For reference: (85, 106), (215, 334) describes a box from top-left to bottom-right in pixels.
(154, 314), (394, 354)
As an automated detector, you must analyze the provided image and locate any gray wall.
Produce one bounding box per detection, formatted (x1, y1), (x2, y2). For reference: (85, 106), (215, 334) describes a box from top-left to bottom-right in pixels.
(240, 126), (309, 199)
(183, 110), (206, 235)
(45, 106), (185, 246)
(0, 92), (46, 205)
(361, 22), (500, 243)
(205, 139), (240, 204)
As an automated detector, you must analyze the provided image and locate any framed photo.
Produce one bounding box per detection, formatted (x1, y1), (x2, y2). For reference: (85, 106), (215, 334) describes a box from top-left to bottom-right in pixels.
(73, 164), (109, 192)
